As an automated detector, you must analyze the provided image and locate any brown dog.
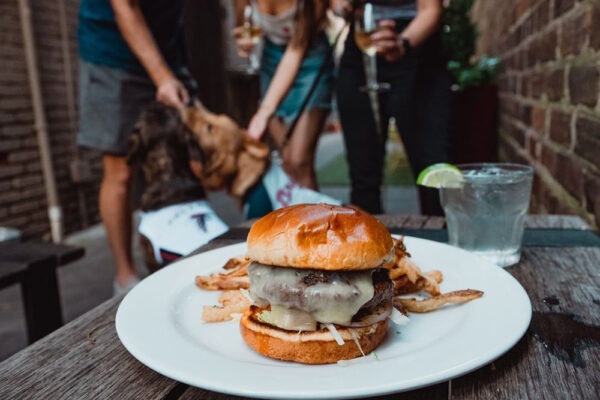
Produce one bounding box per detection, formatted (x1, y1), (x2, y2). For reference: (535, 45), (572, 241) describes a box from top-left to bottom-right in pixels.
(181, 101), (270, 201)
(127, 102), (208, 271)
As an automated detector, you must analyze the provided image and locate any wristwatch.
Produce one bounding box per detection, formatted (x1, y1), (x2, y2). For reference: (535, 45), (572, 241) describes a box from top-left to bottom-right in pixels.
(400, 36), (412, 56)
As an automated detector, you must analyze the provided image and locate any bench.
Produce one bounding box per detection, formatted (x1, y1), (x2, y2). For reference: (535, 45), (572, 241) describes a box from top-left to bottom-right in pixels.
(0, 241), (85, 343)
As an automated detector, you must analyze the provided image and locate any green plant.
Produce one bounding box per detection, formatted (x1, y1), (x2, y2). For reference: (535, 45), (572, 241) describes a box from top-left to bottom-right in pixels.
(442, 0), (499, 90)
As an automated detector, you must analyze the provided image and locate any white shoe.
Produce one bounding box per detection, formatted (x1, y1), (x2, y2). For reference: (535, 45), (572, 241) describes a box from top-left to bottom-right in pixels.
(113, 278), (140, 296)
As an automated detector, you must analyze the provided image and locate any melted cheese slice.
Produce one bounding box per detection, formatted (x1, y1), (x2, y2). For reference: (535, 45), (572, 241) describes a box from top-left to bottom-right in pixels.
(248, 263), (374, 328)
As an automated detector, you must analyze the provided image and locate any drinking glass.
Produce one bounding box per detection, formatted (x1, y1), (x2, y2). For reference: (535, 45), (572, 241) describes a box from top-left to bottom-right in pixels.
(242, 5), (263, 75)
(439, 163), (534, 267)
(354, 2), (390, 92)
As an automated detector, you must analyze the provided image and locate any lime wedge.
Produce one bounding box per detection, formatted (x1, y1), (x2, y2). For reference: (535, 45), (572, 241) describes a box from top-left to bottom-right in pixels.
(416, 163), (464, 188)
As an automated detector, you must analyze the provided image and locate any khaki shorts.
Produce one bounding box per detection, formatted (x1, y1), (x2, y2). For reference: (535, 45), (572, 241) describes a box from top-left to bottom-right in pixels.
(77, 59), (195, 155)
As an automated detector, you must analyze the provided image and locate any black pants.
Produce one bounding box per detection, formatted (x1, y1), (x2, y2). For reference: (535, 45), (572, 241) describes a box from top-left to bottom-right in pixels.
(336, 29), (451, 215)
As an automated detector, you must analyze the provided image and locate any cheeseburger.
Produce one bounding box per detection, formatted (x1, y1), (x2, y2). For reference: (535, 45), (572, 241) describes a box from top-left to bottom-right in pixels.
(240, 203), (396, 364)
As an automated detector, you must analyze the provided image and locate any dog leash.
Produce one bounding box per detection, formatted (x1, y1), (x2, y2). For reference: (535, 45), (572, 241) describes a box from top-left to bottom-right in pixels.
(279, 19), (350, 150)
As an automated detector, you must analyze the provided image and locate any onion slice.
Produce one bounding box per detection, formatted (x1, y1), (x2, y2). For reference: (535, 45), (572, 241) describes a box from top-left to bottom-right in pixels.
(349, 329), (365, 357)
(325, 323), (345, 345)
(337, 353), (377, 367)
(342, 301), (392, 328)
(389, 307), (410, 326)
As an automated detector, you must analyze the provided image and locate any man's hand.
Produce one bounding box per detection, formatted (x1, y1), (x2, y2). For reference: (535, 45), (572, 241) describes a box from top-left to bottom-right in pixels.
(233, 26), (256, 58)
(246, 106), (274, 140)
(156, 76), (189, 109)
(371, 20), (405, 62)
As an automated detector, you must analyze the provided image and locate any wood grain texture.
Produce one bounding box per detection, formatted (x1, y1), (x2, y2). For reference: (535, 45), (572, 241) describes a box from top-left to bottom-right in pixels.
(451, 247), (600, 399)
(178, 383), (448, 400)
(1, 215), (597, 400)
(523, 215), (591, 230)
(0, 296), (180, 400)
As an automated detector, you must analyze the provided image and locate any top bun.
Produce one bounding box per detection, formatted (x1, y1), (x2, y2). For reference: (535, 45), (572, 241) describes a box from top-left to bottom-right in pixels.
(246, 204), (394, 270)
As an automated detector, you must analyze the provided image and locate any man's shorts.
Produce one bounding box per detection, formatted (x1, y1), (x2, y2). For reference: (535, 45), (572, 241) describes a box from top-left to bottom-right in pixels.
(77, 59), (196, 156)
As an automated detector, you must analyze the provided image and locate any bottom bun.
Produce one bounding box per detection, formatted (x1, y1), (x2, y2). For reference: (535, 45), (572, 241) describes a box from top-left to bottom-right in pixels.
(239, 306), (389, 364)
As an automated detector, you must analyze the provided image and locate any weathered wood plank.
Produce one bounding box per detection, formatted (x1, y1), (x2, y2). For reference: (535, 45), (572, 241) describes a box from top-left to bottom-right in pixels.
(0, 295), (182, 400)
(524, 215), (591, 230)
(422, 216), (446, 229)
(376, 214), (409, 229)
(178, 383), (449, 400)
(451, 247), (600, 399)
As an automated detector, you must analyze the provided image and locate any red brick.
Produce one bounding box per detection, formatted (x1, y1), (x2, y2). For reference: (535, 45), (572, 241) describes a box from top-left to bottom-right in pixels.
(541, 144), (557, 172)
(584, 173), (600, 226)
(554, 0), (576, 18)
(528, 135), (540, 159)
(531, 106), (546, 133)
(575, 113), (600, 166)
(561, 12), (587, 56)
(516, 0), (535, 19)
(588, 5), (600, 50)
(545, 68), (565, 101)
(555, 151), (585, 200)
(549, 110), (572, 147)
(538, 30), (557, 63)
(568, 66), (599, 107)
(530, 73), (544, 98)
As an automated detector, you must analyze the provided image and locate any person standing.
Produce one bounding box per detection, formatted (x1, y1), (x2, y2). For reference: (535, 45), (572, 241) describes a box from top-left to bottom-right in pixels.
(78, 0), (194, 294)
(234, 0), (333, 190)
(334, 0), (450, 215)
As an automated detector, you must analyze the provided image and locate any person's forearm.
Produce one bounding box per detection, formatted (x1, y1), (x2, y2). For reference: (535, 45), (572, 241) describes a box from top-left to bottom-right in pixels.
(400, 0), (442, 47)
(111, 0), (173, 86)
(259, 45), (305, 115)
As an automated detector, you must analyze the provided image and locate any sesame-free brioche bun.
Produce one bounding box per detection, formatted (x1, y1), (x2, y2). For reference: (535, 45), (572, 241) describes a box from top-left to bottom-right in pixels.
(246, 204), (394, 271)
(240, 306), (389, 364)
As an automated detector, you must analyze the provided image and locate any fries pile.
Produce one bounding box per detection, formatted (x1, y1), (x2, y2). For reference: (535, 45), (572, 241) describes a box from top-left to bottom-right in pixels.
(194, 256), (250, 291)
(196, 238), (483, 321)
(388, 237), (483, 313)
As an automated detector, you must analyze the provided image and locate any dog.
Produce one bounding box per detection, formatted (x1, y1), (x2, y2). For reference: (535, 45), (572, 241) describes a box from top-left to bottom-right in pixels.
(181, 101), (341, 218)
(127, 102), (228, 271)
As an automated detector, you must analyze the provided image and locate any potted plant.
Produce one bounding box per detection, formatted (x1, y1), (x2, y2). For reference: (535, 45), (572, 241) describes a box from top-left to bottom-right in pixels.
(443, 0), (500, 163)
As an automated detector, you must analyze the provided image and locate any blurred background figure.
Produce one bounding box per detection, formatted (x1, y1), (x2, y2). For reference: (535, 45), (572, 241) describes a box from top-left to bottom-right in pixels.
(77, 0), (196, 294)
(233, 0), (333, 190)
(334, 0), (451, 215)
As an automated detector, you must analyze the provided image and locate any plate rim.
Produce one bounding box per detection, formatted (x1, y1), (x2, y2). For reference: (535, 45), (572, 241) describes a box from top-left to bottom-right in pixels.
(116, 237), (532, 399)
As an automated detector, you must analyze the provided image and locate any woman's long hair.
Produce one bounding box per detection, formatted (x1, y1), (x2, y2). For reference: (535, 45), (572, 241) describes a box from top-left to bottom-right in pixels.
(292, 0), (329, 48)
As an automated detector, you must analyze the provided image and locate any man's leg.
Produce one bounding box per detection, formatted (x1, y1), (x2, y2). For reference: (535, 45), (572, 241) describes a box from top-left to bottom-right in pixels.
(100, 154), (138, 287)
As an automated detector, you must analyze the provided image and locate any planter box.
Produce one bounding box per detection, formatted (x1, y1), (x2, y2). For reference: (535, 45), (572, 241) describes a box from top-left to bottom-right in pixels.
(450, 84), (498, 164)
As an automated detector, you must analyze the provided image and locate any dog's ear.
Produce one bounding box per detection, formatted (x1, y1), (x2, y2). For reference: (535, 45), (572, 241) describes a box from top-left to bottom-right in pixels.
(243, 137), (270, 159)
(126, 126), (143, 165)
(230, 149), (269, 198)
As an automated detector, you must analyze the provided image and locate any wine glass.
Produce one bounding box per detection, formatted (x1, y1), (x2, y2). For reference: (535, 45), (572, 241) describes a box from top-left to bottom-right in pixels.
(354, 2), (391, 92)
(242, 4), (263, 75)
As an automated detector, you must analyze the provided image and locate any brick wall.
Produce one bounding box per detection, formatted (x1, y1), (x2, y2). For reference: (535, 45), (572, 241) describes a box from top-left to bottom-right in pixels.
(472, 0), (600, 229)
(0, 0), (102, 239)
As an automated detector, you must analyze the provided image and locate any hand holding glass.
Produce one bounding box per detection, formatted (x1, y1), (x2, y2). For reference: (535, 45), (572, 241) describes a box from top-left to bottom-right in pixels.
(242, 5), (263, 75)
(354, 2), (390, 92)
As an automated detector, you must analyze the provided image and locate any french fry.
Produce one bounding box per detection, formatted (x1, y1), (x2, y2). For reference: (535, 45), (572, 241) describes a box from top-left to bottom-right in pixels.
(202, 289), (252, 322)
(394, 289), (484, 313)
(222, 256), (250, 270)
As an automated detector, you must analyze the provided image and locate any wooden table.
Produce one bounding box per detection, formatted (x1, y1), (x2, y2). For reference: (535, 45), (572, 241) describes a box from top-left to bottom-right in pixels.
(1, 215), (598, 399)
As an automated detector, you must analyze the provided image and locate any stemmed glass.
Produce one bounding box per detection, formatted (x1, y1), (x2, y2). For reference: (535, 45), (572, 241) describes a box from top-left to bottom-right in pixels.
(242, 4), (263, 75)
(354, 2), (391, 92)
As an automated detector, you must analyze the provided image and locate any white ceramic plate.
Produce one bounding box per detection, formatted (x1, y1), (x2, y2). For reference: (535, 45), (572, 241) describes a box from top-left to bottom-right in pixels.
(116, 237), (531, 399)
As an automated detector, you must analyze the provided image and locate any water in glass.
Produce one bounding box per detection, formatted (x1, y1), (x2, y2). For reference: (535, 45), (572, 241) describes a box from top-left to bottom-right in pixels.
(440, 164), (533, 267)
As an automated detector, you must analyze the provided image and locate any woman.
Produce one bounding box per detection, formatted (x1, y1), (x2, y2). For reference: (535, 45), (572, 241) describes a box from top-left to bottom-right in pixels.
(334, 0), (451, 215)
(234, 0), (332, 190)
